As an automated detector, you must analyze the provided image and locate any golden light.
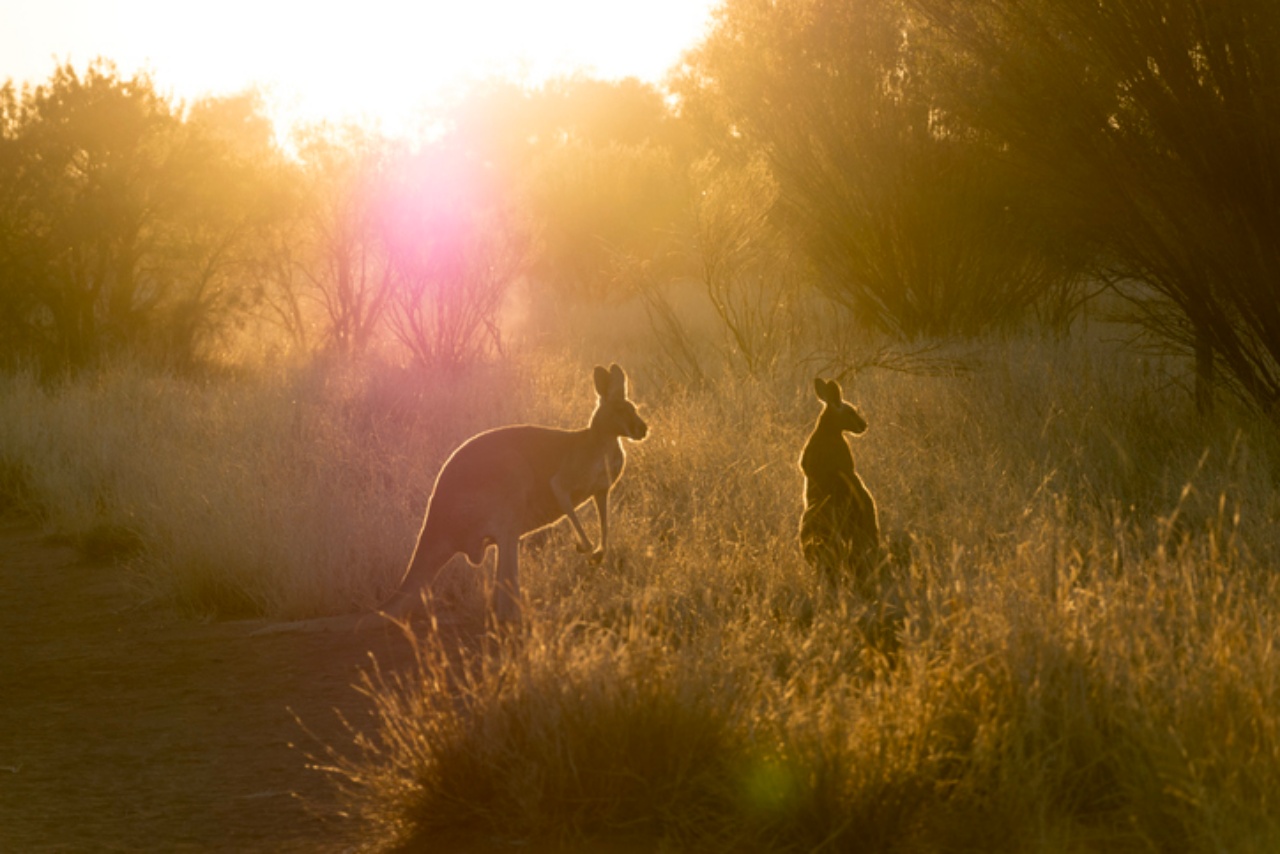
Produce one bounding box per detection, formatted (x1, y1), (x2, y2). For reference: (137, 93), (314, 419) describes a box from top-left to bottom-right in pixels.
(6, 0), (716, 138)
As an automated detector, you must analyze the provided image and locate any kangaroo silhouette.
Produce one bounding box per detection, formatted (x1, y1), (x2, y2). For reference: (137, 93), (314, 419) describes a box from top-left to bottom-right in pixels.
(799, 377), (880, 593)
(379, 363), (648, 623)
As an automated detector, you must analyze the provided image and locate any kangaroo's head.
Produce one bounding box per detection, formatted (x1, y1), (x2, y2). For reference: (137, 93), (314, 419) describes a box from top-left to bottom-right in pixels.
(814, 377), (867, 435)
(592, 363), (648, 441)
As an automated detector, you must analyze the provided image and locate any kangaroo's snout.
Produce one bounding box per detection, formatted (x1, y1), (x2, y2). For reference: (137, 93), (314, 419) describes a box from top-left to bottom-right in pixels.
(628, 412), (649, 441)
(837, 404), (868, 436)
(608, 404), (647, 441)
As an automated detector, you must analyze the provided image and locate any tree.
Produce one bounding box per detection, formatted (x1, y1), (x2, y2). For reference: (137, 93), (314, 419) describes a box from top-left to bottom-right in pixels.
(674, 0), (1083, 338)
(919, 0), (1280, 416)
(0, 62), (174, 367)
(381, 143), (531, 371)
(686, 153), (800, 375)
(289, 126), (396, 357)
(0, 81), (43, 365)
(157, 90), (294, 364)
(0, 61), (286, 371)
(444, 76), (691, 304)
(528, 138), (687, 302)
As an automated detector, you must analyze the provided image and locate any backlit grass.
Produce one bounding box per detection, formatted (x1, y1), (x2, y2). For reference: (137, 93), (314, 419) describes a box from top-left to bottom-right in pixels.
(2, 323), (1279, 850)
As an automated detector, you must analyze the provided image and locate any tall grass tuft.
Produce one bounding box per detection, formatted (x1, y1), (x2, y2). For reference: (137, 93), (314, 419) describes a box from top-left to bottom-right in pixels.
(333, 622), (753, 852)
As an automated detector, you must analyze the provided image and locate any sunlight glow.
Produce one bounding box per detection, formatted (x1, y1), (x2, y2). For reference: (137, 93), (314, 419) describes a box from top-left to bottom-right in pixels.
(2, 0), (717, 137)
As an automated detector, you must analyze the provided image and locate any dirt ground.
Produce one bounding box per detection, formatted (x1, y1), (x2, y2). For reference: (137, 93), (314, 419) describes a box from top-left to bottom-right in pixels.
(0, 516), (429, 853)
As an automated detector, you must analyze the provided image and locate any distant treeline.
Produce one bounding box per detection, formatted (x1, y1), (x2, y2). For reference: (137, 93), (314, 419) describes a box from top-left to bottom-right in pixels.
(3, 0), (1279, 418)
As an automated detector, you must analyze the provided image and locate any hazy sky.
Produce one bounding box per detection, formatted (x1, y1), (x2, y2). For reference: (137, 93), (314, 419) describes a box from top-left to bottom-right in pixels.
(2, 0), (718, 134)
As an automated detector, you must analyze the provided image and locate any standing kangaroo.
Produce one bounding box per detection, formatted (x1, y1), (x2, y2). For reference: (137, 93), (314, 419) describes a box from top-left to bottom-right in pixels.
(379, 363), (648, 623)
(799, 377), (881, 593)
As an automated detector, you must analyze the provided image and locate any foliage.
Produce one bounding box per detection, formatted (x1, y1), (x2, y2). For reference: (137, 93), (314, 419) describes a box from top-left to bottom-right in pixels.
(0, 61), (286, 372)
(528, 138), (687, 303)
(493, 76), (693, 306)
(676, 0), (1083, 338)
(620, 154), (814, 385)
(918, 0), (1280, 416)
(686, 154), (801, 375)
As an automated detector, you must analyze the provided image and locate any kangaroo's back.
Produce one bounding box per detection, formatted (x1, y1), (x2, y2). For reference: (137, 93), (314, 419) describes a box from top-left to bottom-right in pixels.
(423, 424), (619, 551)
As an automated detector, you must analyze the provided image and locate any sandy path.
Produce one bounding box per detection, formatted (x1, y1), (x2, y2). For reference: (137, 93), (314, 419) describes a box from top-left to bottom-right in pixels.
(0, 517), (421, 853)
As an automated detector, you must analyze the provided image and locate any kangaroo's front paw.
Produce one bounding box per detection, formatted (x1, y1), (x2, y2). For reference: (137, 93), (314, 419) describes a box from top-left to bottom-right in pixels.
(576, 540), (597, 555)
(587, 548), (605, 566)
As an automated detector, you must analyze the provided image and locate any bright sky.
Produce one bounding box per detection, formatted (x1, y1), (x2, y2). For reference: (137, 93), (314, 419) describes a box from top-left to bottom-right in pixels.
(3, 0), (718, 137)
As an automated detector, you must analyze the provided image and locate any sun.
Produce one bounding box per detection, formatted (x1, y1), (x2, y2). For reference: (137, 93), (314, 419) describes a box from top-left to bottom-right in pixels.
(6, 0), (716, 139)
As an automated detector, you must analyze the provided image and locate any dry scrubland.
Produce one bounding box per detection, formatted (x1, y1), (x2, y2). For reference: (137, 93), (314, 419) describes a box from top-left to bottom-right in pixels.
(3, 314), (1280, 852)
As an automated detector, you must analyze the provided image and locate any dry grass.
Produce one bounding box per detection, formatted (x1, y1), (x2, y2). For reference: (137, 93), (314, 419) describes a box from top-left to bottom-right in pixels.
(3, 320), (1280, 851)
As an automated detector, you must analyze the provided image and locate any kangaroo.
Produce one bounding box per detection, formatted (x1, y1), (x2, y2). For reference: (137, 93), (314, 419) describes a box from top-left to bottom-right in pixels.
(799, 377), (881, 594)
(379, 363), (648, 624)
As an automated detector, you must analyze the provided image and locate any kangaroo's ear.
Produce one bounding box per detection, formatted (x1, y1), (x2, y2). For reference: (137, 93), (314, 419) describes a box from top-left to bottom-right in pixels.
(609, 363), (627, 396)
(594, 365), (612, 397)
(814, 377), (841, 404)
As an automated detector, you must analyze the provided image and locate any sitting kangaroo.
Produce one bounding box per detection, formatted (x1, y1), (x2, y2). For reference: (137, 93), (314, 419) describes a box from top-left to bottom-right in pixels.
(379, 363), (648, 623)
(799, 377), (881, 593)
